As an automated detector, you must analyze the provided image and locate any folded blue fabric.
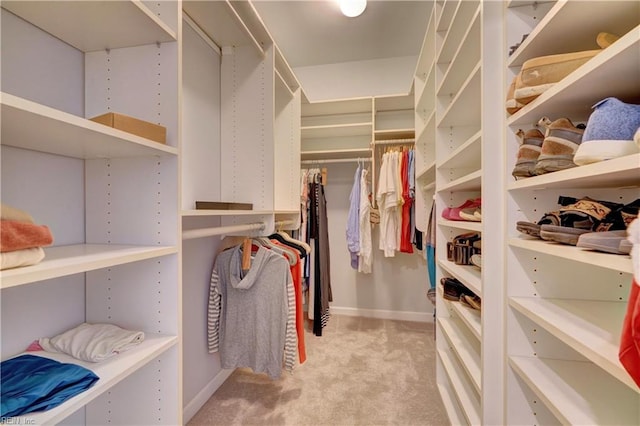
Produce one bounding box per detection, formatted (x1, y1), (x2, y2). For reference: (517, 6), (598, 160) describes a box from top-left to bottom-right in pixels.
(1, 354), (99, 418)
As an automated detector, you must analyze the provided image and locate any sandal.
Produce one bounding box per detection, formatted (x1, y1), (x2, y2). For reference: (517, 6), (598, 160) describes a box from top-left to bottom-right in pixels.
(516, 196), (583, 237)
(460, 294), (482, 311)
(540, 198), (637, 246)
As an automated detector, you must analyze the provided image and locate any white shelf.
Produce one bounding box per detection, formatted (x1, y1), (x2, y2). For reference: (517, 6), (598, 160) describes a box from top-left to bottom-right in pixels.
(373, 129), (415, 140)
(508, 27), (640, 126)
(437, 0), (479, 64)
(183, 0), (264, 55)
(446, 297), (482, 341)
(301, 123), (372, 139)
(508, 1), (640, 68)
(509, 297), (639, 392)
(439, 169), (482, 192)
(10, 335), (177, 425)
(437, 130), (481, 171)
(301, 148), (371, 161)
(274, 45), (300, 92)
(438, 318), (482, 394)
(507, 153), (640, 191)
(437, 63), (481, 128)
(416, 161), (436, 184)
(439, 259), (482, 297)
(1, 93), (178, 159)
(509, 356), (639, 425)
(0, 245), (178, 289)
(1, 0), (176, 52)
(275, 68), (294, 99)
(437, 10), (481, 97)
(508, 238), (633, 275)
(438, 219), (482, 233)
(436, 383), (467, 426)
(437, 348), (482, 426)
(436, 0), (459, 33)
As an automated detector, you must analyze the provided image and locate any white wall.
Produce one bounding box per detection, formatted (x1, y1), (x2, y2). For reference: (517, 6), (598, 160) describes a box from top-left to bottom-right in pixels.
(321, 162), (433, 322)
(294, 55), (417, 102)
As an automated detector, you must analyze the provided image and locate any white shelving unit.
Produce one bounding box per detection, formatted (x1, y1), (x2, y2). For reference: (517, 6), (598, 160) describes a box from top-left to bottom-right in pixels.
(1, 1), (181, 424)
(505, 1), (640, 424)
(416, 0), (505, 423)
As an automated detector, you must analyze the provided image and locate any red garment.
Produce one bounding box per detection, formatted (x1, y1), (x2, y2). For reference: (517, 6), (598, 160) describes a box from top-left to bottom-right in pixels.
(272, 240), (306, 364)
(1, 220), (53, 252)
(619, 279), (640, 387)
(400, 150), (413, 253)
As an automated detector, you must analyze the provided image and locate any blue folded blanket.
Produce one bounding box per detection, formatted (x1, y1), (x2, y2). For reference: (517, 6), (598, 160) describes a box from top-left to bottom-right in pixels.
(1, 354), (99, 418)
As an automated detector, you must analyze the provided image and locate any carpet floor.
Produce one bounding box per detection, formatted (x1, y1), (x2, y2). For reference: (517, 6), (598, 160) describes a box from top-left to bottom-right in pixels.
(188, 315), (448, 426)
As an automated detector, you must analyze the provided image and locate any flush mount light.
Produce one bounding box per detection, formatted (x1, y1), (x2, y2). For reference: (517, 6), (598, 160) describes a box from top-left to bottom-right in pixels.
(339, 0), (367, 18)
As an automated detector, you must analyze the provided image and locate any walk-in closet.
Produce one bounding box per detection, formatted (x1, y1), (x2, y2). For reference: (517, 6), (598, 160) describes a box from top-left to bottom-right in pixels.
(1, 1), (639, 425)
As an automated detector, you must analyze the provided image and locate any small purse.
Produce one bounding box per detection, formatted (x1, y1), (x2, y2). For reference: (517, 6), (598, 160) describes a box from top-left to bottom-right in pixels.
(447, 232), (481, 265)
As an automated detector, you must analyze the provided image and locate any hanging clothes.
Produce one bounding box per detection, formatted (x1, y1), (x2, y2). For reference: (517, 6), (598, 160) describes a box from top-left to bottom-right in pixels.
(358, 167), (373, 274)
(208, 244), (296, 379)
(377, 152), (399, 257)
(400, 149), (414, 253)
(425, 199), (437, 305)
(346, 165), (362, 269)
(620, 217), (640, 386)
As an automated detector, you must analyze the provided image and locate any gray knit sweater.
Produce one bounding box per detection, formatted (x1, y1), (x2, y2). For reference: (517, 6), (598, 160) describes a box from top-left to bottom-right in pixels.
(208, 245), (296, 379)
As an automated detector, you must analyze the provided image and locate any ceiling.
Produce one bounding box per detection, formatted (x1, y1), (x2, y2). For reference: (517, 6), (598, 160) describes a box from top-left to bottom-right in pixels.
(252, 0), (432, 69)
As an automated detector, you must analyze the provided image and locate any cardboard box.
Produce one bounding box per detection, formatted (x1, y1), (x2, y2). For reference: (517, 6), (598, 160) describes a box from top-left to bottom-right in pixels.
(90, 112), (166, 144)
(195, 201), (253, 210)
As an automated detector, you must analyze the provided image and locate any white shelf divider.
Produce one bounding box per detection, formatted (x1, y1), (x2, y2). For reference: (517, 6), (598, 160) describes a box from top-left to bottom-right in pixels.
(437, 348), (482, 425)
(509, 297), (639, 392)
(437, 219), (482, 233)
(10, 335), (178, 425)
(438, 169), (482, 193)
(0, 245), (178, 289)
(509, 356), (639, 425)
(439, 318), (482, 394)
(301, 122), (372, 139)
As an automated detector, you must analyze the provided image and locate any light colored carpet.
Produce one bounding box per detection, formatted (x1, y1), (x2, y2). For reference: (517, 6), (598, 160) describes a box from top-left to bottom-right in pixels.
(188, 315), (449, 426)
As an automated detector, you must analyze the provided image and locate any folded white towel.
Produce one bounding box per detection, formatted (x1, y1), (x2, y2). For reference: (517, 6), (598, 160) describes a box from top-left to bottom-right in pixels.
(39, 323), (145, 363)
(0, 247), (45, 270)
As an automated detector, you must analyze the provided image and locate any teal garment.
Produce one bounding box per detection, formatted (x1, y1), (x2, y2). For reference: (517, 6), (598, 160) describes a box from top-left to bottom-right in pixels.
(426, 200), (436, 290)
(1, 354), (99, 418)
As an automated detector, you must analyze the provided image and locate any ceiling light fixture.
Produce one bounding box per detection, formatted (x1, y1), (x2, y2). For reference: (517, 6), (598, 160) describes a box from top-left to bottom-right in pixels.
(339, 0), (367, 18)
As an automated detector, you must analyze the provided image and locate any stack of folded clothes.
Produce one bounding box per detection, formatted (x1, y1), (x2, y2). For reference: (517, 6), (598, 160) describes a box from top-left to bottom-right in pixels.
(1, 204), (53, 270)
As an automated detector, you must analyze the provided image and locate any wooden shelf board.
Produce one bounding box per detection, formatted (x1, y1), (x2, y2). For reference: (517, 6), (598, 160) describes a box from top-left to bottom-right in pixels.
(438, 318), (482, 394)
(509, 356), (639, 425)
(1, 244), (177, 289)
(416, 161), (437, 184)
(509, 297), (639, 392)
(437, 130), (482, 171)
(507, 153), (640, 191)
(301, 122), (372, 139)
(437, 63), (481, 128)
(438, 259), (482, 297)
(439, 169), (482, 193)
(181, 210), (274, 217)
(436, 383), (467, 426)
(508, 1), (640, 68)
(373, 129), (415, 140)
(1, 93), (178, 159)
(508, 238), (633, 275)
(10, 335), (177, 425)
(508, 29), (640, 126)
(437, 219), (482, 233)
(2, 0), (176, 52)
(437, 348), (482, 425)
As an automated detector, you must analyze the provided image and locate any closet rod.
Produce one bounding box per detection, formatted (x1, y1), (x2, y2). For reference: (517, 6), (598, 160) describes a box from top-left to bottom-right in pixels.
(301, 158), (372, 164)
(182, 222), (265, 240)
(372, 138), (415, 145)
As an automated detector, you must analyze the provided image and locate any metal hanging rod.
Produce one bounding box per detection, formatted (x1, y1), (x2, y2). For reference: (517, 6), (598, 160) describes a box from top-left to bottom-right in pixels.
(182, 219), (297, 241)
(301, 158), (372, 165)
(371, 138), (415, 145)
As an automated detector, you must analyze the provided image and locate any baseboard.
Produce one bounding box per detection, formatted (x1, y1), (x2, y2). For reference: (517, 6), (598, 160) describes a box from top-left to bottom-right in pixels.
(330, 306), (434, 323)
(183, 368), (234, 423)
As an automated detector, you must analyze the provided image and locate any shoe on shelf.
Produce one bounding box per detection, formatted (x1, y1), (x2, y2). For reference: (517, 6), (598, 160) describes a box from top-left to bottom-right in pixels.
(442, 198), (481, 221)
(512, 127), (545, 179)
(514, 32), (619, 106)
(459, 207), (481, 222)
(573, 98), (640, 166)
(470, 254), (482, 269)
(635, 127), (640, 148)
(473, 207), (482, 221)
(460, 294), (481, 311)
(506, 76), (525, 115)
(533, 116), (585, 175)
(577, 230), (629, 255)
(440, 277), (475, 301)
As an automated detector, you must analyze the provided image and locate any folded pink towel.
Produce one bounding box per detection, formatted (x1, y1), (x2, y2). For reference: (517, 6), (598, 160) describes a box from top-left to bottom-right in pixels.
(1, 220), (53, 252)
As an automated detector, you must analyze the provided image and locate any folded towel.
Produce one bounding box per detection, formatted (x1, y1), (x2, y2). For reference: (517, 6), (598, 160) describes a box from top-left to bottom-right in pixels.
(39, 323), (145, 363)
(0, 247), (45, 270)
(1, 220), (53, 252)
(1, 204), (34, 223)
